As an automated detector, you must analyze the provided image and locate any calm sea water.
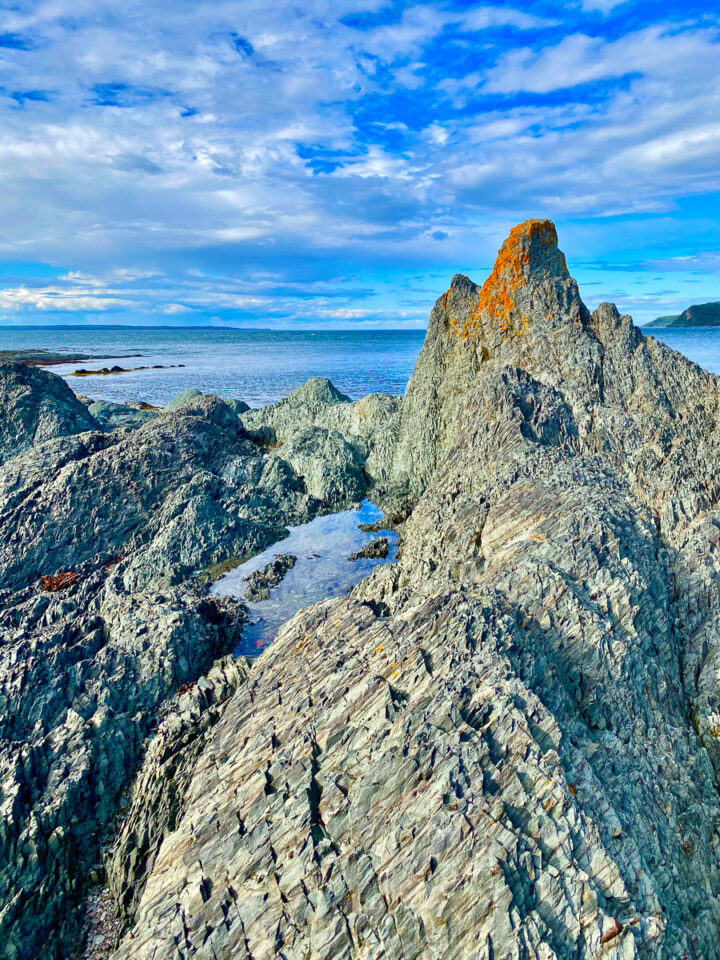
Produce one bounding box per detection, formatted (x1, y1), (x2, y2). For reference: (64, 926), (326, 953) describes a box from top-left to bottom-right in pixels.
(0, 325), (719, 408)
(0, 327), (426, 407)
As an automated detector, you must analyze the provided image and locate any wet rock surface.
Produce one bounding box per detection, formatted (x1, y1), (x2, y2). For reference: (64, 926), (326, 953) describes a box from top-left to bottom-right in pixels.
(110, 222), (720, 960)
(244, 554), (297, 601)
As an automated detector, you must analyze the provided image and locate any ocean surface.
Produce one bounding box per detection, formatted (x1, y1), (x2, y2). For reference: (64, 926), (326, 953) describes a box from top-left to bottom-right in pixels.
(0, 327), (426, 406)
(1, 325), (719, 408)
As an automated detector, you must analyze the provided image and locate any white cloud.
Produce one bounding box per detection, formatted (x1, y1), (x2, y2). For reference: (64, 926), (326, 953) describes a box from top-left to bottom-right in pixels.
(0, 286), (133, 310)
(482, 24), (720, 94)
(581, 0), (629, 12)
(163, 303), (191, 314)
(0, 1), (717, 328)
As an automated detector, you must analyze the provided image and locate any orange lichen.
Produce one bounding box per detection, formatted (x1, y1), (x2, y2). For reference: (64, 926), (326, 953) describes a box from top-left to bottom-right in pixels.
(454, 219), (559, 341)
(40, 571), (80, 592)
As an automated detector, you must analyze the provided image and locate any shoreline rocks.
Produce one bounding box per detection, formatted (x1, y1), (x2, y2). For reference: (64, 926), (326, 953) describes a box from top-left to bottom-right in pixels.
(348, 536), (389, 561)
(8, 219), (720, 959)
(108, 221), (720, 960)
(0, 364), (393, 959)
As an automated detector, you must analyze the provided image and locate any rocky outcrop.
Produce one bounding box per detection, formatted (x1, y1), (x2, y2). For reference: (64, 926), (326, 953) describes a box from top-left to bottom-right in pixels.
(0, 362), (100, 465)
(242, 377), (402, 493)
(107, 655), (252, 924)
(87, 400), (158, 431)
(244, 554), (297, 601)
(0, 374), (383, 960)
(111, 221), (720, 960)
(163, 388), (202, 412)
(348, 536), (389, 561)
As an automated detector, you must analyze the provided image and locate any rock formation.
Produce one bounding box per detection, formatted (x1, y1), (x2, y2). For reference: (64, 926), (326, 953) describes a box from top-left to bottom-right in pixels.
(108, 221), (720, 960)
(244, 555), (297, 601)
(348, 536), (389, 561)
(0, 371), (391, 960)
(0, 361), (99, 465)
(242, 377), (402, 494)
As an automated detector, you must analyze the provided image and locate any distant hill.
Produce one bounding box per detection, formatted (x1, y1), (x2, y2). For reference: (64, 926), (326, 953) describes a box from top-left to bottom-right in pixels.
(648, 300), (720, 327)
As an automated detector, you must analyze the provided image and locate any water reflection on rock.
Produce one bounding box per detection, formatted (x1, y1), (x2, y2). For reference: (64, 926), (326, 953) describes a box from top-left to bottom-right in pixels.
(211, 499), (398, 657)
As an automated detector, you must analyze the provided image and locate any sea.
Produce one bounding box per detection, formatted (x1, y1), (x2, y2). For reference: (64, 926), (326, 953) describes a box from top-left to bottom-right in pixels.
(0, 327), (426, 407)
(0, 325), (718, 408)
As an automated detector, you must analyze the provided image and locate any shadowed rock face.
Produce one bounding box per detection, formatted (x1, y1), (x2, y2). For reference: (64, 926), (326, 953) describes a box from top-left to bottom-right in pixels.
(110, 221), (720, 960)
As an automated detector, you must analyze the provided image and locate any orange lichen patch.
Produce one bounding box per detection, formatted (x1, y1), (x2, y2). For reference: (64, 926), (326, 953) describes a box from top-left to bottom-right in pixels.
(455, 219), (560, 341)
(442, 289), (451, 310)
(568, 784), (577, 797)
(40, 571), (80, 592)
(600, 920), (623, 945)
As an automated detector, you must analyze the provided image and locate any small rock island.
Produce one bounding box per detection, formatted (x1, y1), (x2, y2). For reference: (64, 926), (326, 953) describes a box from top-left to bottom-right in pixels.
(4, 220), (720, 959)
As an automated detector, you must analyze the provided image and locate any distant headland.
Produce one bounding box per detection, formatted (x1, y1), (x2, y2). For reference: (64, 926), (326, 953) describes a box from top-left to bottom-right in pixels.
(648, 300), (720, 327)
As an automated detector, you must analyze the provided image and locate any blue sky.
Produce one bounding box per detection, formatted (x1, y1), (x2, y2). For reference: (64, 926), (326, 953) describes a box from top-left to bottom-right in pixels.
(0, 0), (718, 328)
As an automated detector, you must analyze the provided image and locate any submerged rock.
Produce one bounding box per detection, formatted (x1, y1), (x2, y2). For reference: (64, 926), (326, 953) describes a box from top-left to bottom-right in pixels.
(244, 553), (297, 601)
(110, 221), (720, 960)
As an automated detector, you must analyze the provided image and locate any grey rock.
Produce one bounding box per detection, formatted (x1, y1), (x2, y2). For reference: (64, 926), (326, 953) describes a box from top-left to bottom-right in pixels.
(0, 371), (375, 959)
(281, 425), (367, 504)
(107, 655), (252, 924)
(87, 400), (159, 432)
(163, 388), (202, 412)
(242, 379), (402, 492)
(111, 221), (720, 960)
(244, 554), (297, 601)
(348, 536), (389, 561)
(0, 362), (100, 465)
(223, 398), (250, 416)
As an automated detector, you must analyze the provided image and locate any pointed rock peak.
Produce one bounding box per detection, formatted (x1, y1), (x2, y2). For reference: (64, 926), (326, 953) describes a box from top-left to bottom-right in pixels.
(451, 219), (572, 341)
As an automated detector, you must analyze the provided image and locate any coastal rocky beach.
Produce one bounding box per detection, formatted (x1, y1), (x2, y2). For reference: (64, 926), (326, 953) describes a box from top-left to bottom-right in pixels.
(4, 220), (720, 959)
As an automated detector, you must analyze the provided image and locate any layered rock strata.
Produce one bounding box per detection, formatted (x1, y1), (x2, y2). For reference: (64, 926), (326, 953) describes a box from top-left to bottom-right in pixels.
(0, 372), (391, 959)
(111, 221), (720, 960)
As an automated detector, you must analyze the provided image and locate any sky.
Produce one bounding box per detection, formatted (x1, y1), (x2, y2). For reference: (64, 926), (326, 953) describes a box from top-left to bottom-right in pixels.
(0, 0), (719, 328)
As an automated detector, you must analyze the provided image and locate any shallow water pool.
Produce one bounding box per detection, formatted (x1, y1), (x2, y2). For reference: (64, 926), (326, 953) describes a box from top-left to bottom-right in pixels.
(211, 499), (398, 657)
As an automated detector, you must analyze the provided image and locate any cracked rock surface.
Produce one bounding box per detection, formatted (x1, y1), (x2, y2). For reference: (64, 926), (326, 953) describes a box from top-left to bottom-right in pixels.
(112, 221), (720, 960)
(244, 555), (298, 601)
(0, 372), (388, 960)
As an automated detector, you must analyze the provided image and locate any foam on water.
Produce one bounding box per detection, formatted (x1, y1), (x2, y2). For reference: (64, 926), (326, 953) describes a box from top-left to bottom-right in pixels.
(211, 499), (398, 657)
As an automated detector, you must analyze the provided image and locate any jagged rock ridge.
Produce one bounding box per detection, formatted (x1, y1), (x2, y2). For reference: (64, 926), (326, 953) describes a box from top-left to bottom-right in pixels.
(109, 221), (720, 960)
(0, 374), (397, 960)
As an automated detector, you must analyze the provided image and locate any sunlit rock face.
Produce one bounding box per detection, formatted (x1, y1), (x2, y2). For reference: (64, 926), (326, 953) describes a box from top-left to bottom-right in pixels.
(391, 220), (601, 496)
(0, 361), (100, 465)
(108, 223), (720, 960)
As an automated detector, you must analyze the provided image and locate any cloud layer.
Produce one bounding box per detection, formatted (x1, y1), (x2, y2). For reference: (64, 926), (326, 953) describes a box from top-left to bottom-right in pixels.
(0, 0), (718, 326)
